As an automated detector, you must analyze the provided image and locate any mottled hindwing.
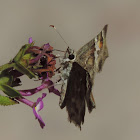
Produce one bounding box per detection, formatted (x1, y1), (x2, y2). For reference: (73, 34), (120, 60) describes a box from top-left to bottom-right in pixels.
(60, 25), (109, 129)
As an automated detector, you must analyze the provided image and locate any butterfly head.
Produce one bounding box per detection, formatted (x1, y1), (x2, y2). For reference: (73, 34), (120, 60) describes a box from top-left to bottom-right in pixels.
(64, 47), (76, 62)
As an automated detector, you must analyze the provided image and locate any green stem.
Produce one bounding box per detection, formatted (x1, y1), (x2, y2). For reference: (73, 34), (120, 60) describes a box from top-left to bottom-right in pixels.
(0, 63), (15, 71)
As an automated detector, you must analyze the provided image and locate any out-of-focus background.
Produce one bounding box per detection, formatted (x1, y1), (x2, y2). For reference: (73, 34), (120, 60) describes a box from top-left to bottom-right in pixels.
(0, 0), (140, 140)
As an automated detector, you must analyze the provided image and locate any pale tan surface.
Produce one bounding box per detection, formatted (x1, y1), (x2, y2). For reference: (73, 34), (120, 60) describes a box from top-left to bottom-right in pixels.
(0, 0), (140, 140)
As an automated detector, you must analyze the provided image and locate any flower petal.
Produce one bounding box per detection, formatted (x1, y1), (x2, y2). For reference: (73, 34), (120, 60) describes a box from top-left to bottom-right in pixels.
(28, 37), (33, 44)
(33, 107), (45, 129)
(19, 84), (46, 96)
(33, 93), (46, 129)
(43, 78), (60, 96)
(36, 93), (46, 111)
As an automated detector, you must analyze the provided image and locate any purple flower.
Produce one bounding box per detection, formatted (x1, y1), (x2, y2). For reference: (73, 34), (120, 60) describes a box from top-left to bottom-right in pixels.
(29, 43), (52, 64)
(43, 78), (60, 96)
(42, 43), (50, 50)
(19, 84), (47, 96)
(18, 78), (60, 97)
(17, 93), (46, 129)
(33, 93), (46, 129)
(28, 37), (33, 44)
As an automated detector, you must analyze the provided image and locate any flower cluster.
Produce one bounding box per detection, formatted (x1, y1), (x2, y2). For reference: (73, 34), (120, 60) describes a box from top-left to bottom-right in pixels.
(0, 37), (60, 128)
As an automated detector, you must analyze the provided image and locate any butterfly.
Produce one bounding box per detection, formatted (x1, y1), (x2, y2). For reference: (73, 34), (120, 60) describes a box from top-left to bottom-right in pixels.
(51, 25), (109, 129)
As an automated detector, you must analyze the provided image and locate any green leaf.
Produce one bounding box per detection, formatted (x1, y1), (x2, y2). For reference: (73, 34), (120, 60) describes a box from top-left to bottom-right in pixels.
(0, 71), (13, 85)
(0, 76), (11, 85)
(33, 65), (43, 69)
(19, 53), (32, 67)
(0, 84), (21, 97)
(0, 95), (19, 106)
(0, 71), (14, 86)
(22, 53), (32, 60)
(13, 44), (31, 62)
(14, 62), (35, 79)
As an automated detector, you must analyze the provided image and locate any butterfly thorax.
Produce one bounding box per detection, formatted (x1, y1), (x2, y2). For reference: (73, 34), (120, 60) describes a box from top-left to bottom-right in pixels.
(59, 47), (76, 106)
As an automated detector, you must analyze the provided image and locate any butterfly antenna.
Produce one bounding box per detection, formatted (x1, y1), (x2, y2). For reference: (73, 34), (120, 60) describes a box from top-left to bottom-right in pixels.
(53, 49), (65, 52)
(50, 25), (69, 48)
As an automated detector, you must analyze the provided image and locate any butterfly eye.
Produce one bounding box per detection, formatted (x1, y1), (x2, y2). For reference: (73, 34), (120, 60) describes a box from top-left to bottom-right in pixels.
(68, 54), (75, 60)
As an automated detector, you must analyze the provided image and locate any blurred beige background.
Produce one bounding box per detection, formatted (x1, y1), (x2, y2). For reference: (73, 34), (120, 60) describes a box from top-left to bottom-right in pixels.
(0, 0), (140, 140)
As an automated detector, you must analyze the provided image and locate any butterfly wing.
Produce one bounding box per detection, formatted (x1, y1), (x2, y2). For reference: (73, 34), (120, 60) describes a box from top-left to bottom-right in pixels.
(76, 24), (108, 75)
(75, 24), (108, 112)
(60, 62), (87, 129)
(59, 25), (108, 128)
